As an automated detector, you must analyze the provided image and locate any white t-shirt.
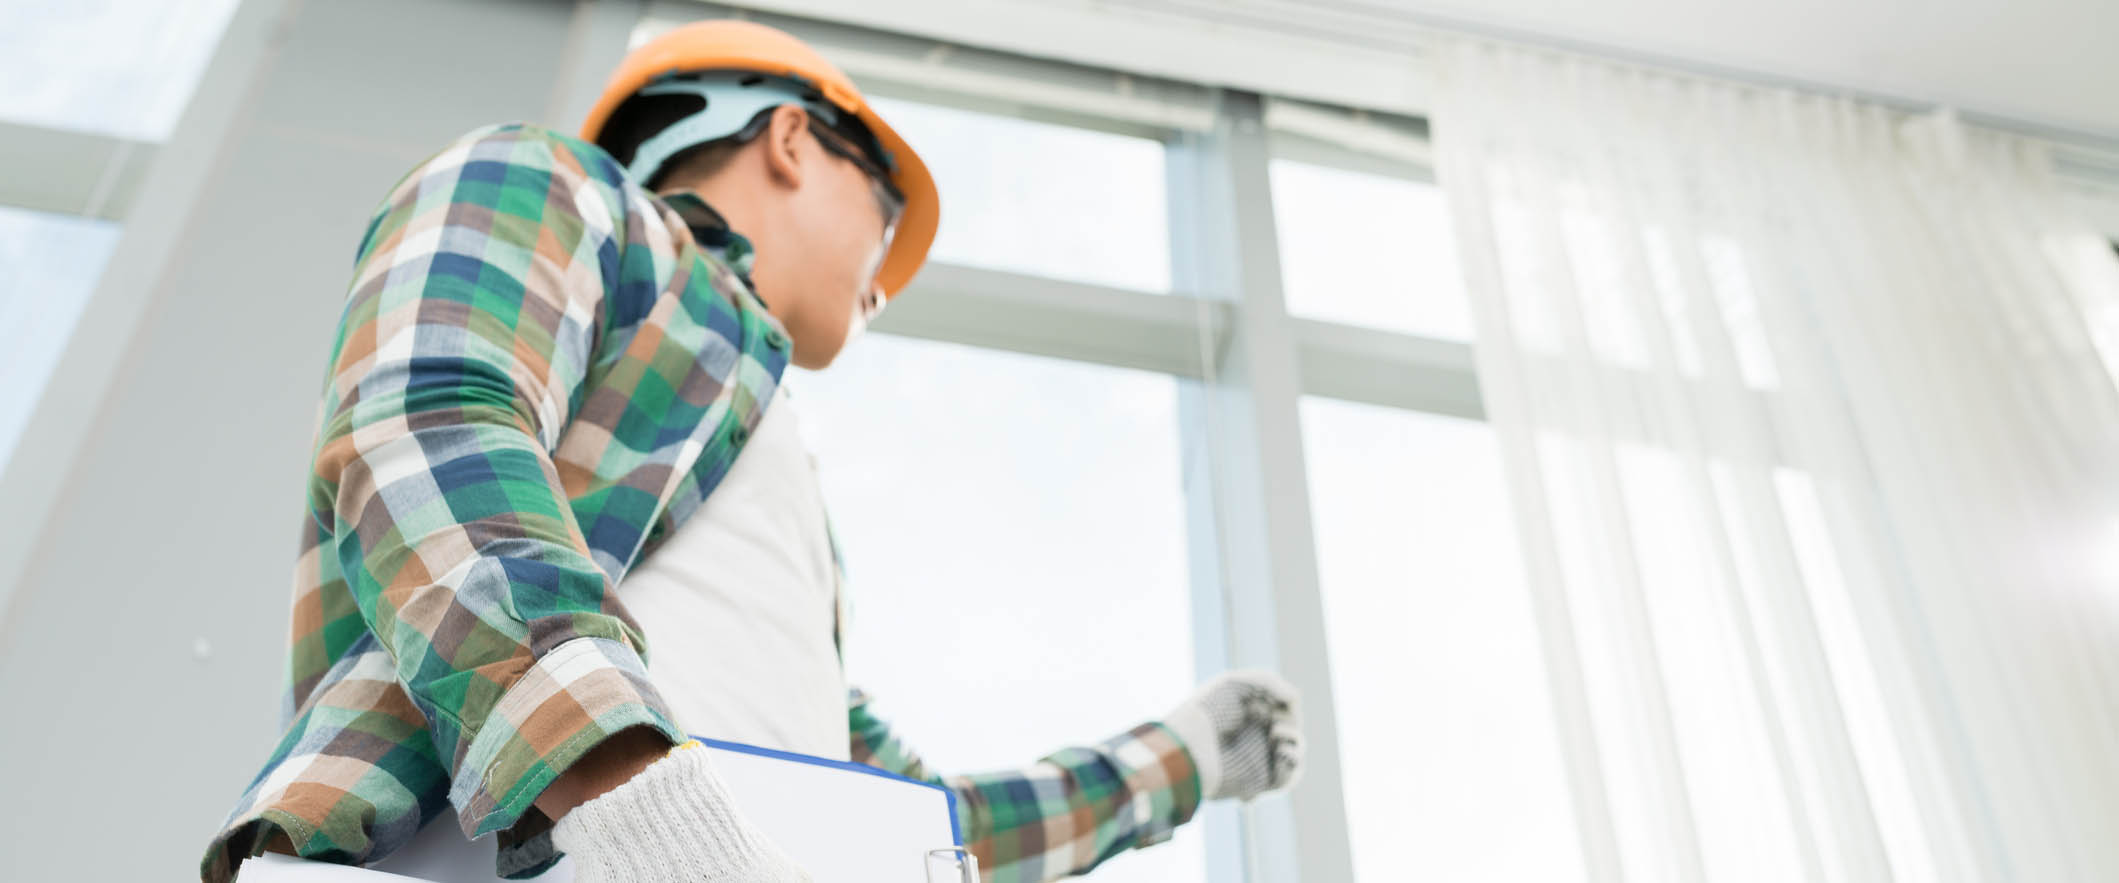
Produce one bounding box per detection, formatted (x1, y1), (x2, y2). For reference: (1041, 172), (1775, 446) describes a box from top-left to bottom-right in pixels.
(612, 383), (849, 760)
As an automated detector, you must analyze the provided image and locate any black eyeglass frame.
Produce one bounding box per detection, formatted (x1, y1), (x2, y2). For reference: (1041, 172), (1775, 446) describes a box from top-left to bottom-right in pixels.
(805, 119), (906, 228)
(725, 106), (906, 228)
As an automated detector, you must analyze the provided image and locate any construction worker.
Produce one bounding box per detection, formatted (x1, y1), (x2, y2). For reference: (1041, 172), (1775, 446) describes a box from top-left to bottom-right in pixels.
(199, 20), (1302, 883)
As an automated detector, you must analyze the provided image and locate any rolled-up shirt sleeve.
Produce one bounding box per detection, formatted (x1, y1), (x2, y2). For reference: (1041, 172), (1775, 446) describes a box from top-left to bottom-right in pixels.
(846, 687), (1203, 882)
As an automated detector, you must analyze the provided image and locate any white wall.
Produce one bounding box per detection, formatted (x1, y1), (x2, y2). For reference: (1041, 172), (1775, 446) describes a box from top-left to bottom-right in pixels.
(0, 1), (636, 878)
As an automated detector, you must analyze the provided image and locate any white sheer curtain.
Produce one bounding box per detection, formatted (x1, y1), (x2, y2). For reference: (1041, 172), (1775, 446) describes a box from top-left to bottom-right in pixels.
(1430, 37), (2119, 883)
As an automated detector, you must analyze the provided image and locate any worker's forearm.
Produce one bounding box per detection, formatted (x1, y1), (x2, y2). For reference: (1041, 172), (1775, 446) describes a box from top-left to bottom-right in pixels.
(534, 726), (678, 822)
(260, 726), (672, 858)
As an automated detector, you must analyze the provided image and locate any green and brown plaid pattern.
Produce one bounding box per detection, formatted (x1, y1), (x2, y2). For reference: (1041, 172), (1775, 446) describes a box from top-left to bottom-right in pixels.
(201, 123), (791, 881)
(848, 688), (1203, 881)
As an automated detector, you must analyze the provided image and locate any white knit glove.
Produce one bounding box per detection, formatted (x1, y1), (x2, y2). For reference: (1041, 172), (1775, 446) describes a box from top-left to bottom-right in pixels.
(1161, 670), (1304, 802)
(550, 740), (812, 883)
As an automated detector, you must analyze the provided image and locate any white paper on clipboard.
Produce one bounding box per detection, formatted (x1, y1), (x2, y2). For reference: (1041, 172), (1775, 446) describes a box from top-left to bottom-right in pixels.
(237, 738), (964, 883)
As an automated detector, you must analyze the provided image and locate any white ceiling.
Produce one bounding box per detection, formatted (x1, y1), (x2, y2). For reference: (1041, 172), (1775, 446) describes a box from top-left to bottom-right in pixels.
(1342, 0), (2118, 142)
(716, 0), (2119, 144)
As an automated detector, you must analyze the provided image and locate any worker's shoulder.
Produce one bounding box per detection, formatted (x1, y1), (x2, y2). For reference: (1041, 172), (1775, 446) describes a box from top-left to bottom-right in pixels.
(361, 123), (649, 252)
(416, 122), (630, 185)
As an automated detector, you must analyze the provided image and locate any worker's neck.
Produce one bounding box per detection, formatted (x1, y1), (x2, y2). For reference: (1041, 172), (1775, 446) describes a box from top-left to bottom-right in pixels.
(656, 174), (791, 316)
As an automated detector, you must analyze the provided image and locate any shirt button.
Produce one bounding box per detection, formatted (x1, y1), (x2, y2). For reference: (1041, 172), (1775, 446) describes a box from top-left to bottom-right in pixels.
(766, 328), (788, 349)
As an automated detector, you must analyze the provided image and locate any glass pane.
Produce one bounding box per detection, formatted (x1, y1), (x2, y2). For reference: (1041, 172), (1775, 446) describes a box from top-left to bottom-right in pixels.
(1299, 396), (1585, 882)
(868, 96), (1173, 293)
(1271, 158), (1473, 340)
(0, 206), (122, 471)
(0, 0), (242, 140)
(788, 334), (1203, 881)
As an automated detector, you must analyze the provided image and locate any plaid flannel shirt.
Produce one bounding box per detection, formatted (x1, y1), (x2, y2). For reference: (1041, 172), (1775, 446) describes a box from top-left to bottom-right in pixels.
(199, 123), (1200, 883)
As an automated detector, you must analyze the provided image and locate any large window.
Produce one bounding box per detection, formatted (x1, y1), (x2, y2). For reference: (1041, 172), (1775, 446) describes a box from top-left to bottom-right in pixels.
(788, 334), (1204, 882)
(1299, 396), (1584, 881)
(0, 207), (120, 470)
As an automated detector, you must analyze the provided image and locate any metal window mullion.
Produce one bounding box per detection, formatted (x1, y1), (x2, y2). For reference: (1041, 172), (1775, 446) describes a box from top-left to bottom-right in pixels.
(871, 262), (1228, 378)
(1170, 88), (1355, 883)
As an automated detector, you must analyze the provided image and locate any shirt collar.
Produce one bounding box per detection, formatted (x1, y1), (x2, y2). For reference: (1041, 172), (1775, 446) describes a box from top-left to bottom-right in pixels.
(659, 190), (759, 291)
(656, 189), (795, 351)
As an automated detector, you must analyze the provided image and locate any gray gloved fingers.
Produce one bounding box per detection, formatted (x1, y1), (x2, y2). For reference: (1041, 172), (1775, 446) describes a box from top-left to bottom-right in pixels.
(1169, 669), (1307, 803)
(1268, 717), (1304, 792)
(1268, 717), (1300, 750)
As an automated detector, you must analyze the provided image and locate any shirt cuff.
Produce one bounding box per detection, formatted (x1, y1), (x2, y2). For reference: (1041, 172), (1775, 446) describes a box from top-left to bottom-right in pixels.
(1159, 699), (1225, 801)
(1104, 720), (1205, 849)
(449, 635), (685, 840)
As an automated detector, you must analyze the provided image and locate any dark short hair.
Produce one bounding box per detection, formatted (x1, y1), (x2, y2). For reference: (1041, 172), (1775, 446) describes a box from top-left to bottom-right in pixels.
(595, 89), (764, 191)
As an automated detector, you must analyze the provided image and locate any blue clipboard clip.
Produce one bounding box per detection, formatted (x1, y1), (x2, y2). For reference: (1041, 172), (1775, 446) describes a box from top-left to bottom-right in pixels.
(925, 847), (980, 883)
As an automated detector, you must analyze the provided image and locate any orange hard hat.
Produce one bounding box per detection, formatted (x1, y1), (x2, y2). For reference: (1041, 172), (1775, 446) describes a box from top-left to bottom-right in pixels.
(580, 20), (939, 299)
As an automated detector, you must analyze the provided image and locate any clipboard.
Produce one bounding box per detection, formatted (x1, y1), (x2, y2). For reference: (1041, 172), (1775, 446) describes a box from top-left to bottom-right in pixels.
(238, 737), (976, 883)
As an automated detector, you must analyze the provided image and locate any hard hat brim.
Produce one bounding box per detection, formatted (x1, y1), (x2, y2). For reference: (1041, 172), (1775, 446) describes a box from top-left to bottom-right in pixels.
(852, 105), (938, 300)
(579, 20), (940, 299)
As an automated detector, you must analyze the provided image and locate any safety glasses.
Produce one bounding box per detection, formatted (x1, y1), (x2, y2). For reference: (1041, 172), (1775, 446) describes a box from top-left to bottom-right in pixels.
(806, 119), (905, 234)
(809, 120), (901, 320)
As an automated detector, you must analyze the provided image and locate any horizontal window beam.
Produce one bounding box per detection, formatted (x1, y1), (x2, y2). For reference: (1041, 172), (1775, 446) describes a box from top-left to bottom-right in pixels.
(876, 262), (1231, 378)
(1293, 318), (1483, 418)
(869, 264), (1494, 423)
(0, 121), (154, 221)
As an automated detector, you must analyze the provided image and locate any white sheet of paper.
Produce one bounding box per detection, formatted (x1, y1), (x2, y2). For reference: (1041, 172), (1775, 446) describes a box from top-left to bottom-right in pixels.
(237, 741), (959, 883)
(240, 854), (430, 882)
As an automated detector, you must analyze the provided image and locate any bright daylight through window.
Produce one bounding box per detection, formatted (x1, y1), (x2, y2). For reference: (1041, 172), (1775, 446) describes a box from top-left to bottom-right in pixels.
(791, 334), (1205, 883)
(1270, 158), (1472, 341)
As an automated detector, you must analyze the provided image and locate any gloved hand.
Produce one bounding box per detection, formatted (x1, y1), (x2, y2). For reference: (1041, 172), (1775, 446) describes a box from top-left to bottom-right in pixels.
(551, 739), (813, 883)
(1161, 669), (1304, 802)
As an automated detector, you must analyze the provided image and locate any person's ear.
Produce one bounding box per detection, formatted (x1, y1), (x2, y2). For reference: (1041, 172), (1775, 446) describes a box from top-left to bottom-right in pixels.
(760, 103), (809, 191)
